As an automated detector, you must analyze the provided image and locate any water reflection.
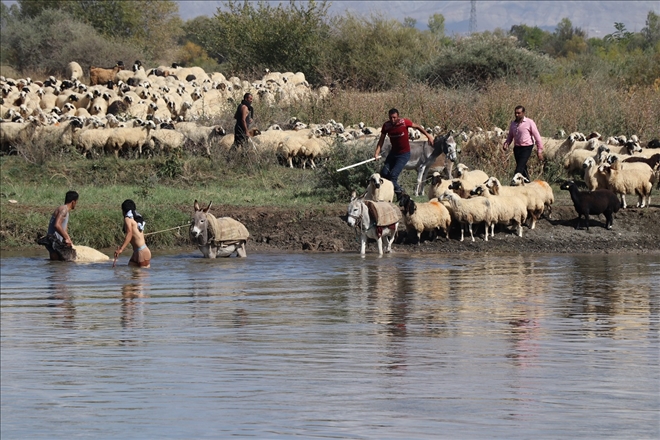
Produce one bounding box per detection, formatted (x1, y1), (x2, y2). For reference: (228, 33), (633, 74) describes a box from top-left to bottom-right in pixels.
(120, 269), (149, 330)
(1, 252), (658, 439)
(46, 262), (76, 328)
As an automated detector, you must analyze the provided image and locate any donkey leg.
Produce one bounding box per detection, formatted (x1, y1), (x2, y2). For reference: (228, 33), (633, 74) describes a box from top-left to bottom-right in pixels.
(377, 237), (384, 256)
(237, 242), (247, 258)
(360, 235), (367, 255)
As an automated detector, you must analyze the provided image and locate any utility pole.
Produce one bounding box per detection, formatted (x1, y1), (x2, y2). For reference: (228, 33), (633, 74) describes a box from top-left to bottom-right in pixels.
(469, 0), (477, 34)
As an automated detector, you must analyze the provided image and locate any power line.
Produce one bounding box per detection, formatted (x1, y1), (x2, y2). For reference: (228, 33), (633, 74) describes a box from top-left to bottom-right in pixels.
(469, 0), (477, 34)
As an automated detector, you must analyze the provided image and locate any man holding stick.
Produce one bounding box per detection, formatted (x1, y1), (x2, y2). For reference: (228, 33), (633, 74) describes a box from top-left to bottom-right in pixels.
(374, 108), (433, 201)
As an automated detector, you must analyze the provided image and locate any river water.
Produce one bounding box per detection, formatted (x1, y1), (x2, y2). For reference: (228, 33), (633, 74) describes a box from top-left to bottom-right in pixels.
(1, 250), (658, 439)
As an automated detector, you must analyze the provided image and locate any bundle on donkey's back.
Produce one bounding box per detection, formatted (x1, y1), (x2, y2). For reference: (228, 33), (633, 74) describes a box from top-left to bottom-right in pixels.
(190, 200), (249, 258)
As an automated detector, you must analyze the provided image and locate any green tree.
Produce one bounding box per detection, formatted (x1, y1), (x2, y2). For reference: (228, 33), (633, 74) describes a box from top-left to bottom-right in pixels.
(509, 24), (548, 51)
(403, 17), (416, 28)
(641, 10), (660, 48)
(0, 2), (20, 28)
(16, 0), (68, 18)
(546, 18), (587, 57)
(16, 0), (180, 60)
(428, 13), (445, 37)
(206, 0), (331, 83)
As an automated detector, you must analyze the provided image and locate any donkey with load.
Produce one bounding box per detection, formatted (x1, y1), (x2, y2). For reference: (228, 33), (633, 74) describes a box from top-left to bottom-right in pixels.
(190, 200), (250, 258)
(346, 192), (401, 255)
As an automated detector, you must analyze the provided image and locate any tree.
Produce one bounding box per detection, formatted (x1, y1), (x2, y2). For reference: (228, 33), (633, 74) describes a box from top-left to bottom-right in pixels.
(604, 22), (633, 43)
(641, 10), (660, 48)
(16, 0), (68, 18)
(546, 18), (587, 57)
(15, 0), (180, 59)
(206, 0), (331, 83)
(403, 17), (416, 28)
(509, 24), (548, 51)
(428, 13), (445, 37)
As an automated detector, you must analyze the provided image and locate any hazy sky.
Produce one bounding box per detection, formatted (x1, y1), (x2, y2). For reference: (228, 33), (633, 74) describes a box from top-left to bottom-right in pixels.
(177, 1), (658, 37)
(2, 1), (657, 37)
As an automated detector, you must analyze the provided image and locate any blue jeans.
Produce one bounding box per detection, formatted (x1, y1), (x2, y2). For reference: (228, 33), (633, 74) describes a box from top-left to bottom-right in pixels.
(381, 151), (410, 195)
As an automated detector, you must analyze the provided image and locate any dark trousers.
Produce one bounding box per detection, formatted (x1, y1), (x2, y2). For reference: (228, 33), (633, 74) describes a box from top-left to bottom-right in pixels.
(232, 123), (249, 150)
(513, 145), (533, 180)
(381, 151), (410, 195)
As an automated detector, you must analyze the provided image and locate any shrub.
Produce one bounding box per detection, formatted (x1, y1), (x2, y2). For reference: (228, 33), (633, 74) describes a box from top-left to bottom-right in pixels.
(0, 9), (144, 79)
(419, 33), (557, 88)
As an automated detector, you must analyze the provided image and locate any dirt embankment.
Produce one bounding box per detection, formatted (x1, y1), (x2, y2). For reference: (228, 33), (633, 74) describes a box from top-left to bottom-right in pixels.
(219, 200), (660, 255)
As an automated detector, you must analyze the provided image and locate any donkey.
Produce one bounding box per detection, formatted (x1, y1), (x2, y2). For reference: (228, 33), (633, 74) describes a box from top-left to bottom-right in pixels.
(190, 200), (249, 258)
(346, 192), (399, 255)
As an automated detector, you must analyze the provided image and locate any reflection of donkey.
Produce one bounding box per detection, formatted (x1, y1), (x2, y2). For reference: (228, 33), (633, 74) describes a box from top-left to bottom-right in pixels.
(346, 192), (400, 255)
(190, 200), (249, 258)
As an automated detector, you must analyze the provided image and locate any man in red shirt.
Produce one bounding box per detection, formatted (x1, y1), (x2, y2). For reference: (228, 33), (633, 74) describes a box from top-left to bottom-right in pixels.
(374, 108), (434, 200)
(502, 105), (544, 180)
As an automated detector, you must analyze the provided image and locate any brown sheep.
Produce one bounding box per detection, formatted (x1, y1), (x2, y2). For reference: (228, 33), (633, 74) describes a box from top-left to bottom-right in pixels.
(89, 62), (124, 86)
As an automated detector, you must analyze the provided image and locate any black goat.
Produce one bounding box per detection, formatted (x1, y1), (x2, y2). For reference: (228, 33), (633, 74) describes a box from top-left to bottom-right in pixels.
(560, 181), (621, 230)
(623, 153), (660, 170)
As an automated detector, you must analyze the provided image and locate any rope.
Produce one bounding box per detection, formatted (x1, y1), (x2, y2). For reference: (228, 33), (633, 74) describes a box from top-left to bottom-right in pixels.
(143, 223), (189, 237)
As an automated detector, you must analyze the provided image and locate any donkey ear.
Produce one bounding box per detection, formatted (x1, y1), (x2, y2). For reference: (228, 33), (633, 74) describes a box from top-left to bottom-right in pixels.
(194, 200), (200, 211)
(204, 201), (212, 212)
(351, 191), (357, 200)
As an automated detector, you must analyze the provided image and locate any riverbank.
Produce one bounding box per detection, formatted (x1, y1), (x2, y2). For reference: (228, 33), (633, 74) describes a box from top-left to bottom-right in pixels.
(4, 198), (658, 256)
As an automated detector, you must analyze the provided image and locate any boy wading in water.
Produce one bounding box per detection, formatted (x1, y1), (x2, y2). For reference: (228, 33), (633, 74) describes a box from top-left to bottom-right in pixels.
(115, 199), (151, 268)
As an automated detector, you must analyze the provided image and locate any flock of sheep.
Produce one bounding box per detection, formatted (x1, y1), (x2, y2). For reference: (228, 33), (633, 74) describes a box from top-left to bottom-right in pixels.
(0, 60), (341, 162)
(355, 125), (659, 246)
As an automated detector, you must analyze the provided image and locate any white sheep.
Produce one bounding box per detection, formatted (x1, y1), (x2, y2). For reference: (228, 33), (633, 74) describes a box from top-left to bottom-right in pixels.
(582, 156), (609, 191)
(427, 172), (455, 201)
(65, 61), (83, 81)
(455, 163), (489, 190)
(510, 173), (554, 226)
(438, 190), (492, 242)
(175, 122), (227, 156)
(106, 119), (155, 158)
(398, 193), (452, 241)
(596, 157), (655, 208)
(364, 173), (395, 203)
(469, 184), (527, 238)
(149, 127), (186, 154)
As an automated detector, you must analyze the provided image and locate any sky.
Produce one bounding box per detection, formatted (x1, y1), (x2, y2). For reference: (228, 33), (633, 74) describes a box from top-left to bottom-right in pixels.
(177, 1), (659, 37)
(2, 1), (657, 37)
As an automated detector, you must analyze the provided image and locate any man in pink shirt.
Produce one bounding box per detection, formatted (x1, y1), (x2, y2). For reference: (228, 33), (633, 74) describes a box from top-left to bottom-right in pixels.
(502, 105), (544, 180)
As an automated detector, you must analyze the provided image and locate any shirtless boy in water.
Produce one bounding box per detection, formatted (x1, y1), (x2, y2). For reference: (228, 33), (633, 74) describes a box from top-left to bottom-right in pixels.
(115, 199), (151, 268)
(46, 191), (78, 260)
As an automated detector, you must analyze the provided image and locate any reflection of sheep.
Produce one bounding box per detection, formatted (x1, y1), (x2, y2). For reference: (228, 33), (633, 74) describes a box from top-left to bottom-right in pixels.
(597, 157), (655, 208)
(438, 190), (492, 242)
(470, 184), (527, 238)
(398, 193), (452, 241)
(365, 173), (395, 202)
(560, 180), (620, 230)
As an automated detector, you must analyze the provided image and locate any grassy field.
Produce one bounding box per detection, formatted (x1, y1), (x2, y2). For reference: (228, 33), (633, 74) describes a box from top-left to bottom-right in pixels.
(2, 81), (658, 250)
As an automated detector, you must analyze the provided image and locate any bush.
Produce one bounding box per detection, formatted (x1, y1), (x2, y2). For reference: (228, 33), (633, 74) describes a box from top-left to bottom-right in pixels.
(0, 9), (144, 78)
(419, 33), (557, 88)
(316, 139), (380, 201)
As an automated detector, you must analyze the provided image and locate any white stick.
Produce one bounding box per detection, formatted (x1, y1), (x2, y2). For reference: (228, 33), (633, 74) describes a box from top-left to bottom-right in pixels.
(336, 156), (381, 172)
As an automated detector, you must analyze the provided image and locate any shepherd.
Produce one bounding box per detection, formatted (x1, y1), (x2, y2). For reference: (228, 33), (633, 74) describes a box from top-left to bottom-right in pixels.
(39, 191), (78, 260)
(374, 108), (434, 201)
(230, 92), (254, 151)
